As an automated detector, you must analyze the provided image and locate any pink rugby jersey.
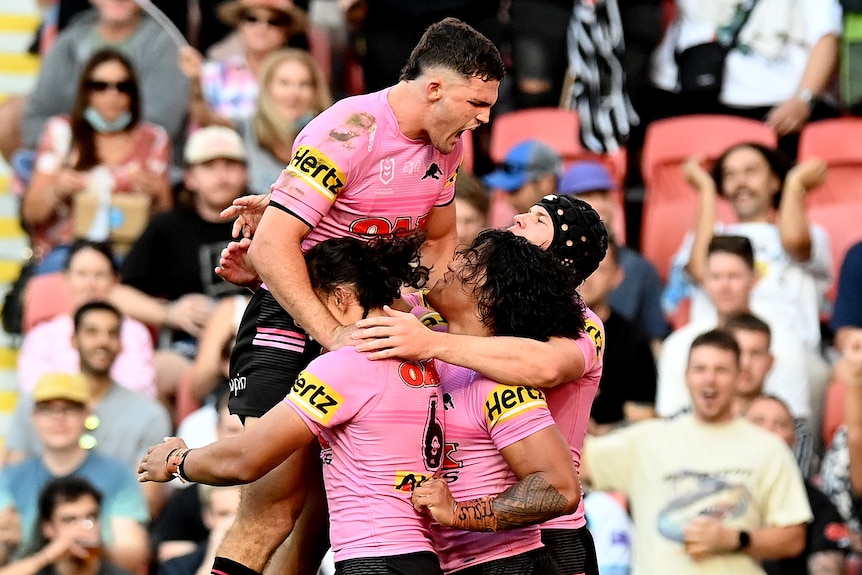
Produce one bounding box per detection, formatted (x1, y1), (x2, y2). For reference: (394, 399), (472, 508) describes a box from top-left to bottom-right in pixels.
(541, 307), (604, 531)
(432, 362), (556, 574)
(405, 293), (605, 532)
(284, 346), (444, 562)
(270, 88), (461, 251)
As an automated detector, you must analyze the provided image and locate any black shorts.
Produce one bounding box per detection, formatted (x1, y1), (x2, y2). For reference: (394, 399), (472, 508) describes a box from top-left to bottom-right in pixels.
(540, 527), (599, 575)
(228, 288), (322, 419)
(453, 548), (559, 575)
(335, 551), (442, 575)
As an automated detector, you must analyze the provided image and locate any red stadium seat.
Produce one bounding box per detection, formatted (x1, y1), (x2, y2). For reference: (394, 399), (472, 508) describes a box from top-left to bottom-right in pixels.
(807, 201), (862, 303)
(798, 118), (862, 207)
(22, 272), (72, 333)
(489, 107), (627, 242)
(640, 115), (777, 280)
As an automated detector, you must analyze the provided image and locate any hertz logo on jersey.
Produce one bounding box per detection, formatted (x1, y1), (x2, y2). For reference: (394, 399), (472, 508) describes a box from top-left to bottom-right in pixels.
(394, 470), (432, 492)
(288, 371), (344, 426)
(286, 146), (346, 201)
(484, 385), (547, 429)
(584, 318), (604, 359)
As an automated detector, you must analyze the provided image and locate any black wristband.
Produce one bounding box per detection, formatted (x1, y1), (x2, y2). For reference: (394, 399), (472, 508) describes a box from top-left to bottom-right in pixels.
(737, 530), (751, 551)
(178, 448), (193, 482)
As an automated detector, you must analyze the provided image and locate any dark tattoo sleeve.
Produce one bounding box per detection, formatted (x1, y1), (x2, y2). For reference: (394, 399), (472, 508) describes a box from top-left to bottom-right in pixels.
(451, 473), (571, 532)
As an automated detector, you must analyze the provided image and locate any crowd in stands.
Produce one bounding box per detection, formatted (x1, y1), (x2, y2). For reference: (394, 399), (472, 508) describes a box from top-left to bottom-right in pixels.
(0, 0), (861, 574)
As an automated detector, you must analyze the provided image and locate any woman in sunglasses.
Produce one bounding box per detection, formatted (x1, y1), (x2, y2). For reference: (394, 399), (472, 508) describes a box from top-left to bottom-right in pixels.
(22, 48), (172, 274)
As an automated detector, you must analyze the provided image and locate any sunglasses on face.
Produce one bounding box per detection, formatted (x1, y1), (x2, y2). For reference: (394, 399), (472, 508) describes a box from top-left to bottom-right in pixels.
(86, 80), (134, 94)
(242, 13), (290, 27)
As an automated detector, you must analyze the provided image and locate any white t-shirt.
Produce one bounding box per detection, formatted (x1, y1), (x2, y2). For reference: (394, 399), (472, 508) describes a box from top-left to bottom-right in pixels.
(651, 0), (842, 106)
(671, 221), (831, 351)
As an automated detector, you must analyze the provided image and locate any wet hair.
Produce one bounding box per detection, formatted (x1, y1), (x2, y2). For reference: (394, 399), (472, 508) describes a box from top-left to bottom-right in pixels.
(688, 328), (741, 365)
(254, 48), (333, 152)
(70, 48), (142, 171)
(707, 235), (755, 270)
(454, 171), (490, 216)
(31, 477), (102, 553)
(725, 312), (771, 346)
(73, 301), (122, 333)
(456, 229), (585, 340)
(534, 194), (608, 282)
(305, 233), (429, 319)
(400, 17), (505, 82)
(65, 239), (119, 275)
(711, 143), (792, 208)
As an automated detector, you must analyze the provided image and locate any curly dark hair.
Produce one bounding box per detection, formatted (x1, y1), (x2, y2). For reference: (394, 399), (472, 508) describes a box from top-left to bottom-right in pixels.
(400, 17), (505, 82)
(455, 229), (585, 340)
(711, 143), (792, 209)
(305, 233), (429, 318)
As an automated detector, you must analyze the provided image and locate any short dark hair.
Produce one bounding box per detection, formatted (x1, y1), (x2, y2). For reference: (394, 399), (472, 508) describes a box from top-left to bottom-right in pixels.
(712, 143), (792, 208)
(707, 235), (755, 270)
(33, 477), (102, 552)
(688, 329), (741, 365)
(305, 233), (429, 319)
(456, 229), (585, 340)
(725, 312), (771, 346)
(400, 17), (505, 82)
(73, 301), (122, 333)
(454, 171), (490, 216)
(65, 239), (119, 275)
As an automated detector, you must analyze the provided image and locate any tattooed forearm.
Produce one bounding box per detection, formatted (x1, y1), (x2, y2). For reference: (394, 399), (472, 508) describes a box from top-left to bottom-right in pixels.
(808, 551), (844, 575)
(493, 473), (570, 529)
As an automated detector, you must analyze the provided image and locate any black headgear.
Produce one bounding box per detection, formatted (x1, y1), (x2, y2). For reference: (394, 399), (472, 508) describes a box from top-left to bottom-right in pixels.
(534, 194), (608, 277)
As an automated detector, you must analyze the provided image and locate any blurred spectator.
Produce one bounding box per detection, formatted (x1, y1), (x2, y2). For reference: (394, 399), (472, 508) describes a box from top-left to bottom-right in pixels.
(188, 295), (248, 407)
(153, 390), (243, 564)
(0, 477), (133, 575)
(0, 375), (148, 571)
(725, 313), (815, 476)
(355, 1), (504, 93)
(583, 490), (634, 575)
(820, 328), (862, 548)
(484, 140), (563, 228)
(179, 0), (310, 122)
(22, 49), (172, 274)
(646, 0), (842, 156)
(3, 302), (172, 518)
(657, 236), (812, 423)
(13, 0), (190, 159)
(109, 127), (248, 410)
(670, 145), (831, 354)
(509, 0), (572, 110)
(559, 161), (670, 342)
(17, 240), (156, 399)
(563, 0), (640, 153)
(831, 241), (862, 352)
(156, 486), (241, 575)
(453, 172), (490, 247)
(190, 49), (333, 195)
(580, 241), (657, 434)
(745, 395), (850, 575)
(582, 329), (812, 573)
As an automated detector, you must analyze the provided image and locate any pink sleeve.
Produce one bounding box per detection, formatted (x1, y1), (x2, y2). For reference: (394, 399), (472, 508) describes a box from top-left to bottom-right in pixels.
(269, 106), (370, 229)
(473, 376), (556, 451)
(110, 318), (157, 399)
(284, 350), (381, 434)
(574, 312), (605, 374)
(17, 324), (53, 394)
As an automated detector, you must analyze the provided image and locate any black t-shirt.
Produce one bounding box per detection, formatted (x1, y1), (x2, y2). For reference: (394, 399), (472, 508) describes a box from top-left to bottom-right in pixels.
(150, 483), (208, 552)
(589, 310), (657, 425)
(763, 482), (850, 575)
(120, 207), (243, 301)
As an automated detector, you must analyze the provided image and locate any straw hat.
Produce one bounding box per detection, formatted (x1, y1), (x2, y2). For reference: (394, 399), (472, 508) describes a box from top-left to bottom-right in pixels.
(217, 0), (308, 37)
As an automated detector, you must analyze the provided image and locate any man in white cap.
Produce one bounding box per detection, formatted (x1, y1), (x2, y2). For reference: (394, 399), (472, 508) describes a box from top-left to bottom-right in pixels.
(110, 126), (250, 410)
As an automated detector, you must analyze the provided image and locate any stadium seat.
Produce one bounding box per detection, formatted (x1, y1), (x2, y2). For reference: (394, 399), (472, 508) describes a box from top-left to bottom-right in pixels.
(22, 272), (71, 333)
(489, 107), (627, 242)
(640, 115), (777, 280)
(807, 201), (862, 303)
(798, 118), (862, 207)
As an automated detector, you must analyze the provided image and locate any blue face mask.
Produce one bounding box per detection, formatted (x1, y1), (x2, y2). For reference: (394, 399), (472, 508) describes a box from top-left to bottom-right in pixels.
(83, 106), (132, 133)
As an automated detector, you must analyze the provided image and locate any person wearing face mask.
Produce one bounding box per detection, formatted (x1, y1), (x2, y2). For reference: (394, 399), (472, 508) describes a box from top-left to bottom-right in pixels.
(22, 49), (172, 275)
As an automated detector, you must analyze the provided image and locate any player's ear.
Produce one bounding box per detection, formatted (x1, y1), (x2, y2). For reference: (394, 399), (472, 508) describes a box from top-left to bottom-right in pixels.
(425, 77), (444, 103)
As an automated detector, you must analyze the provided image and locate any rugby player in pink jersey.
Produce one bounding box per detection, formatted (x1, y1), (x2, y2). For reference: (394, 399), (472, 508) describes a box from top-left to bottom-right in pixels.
(209, 17), (504, 575)
(139, 234), (452, 573)
(354, 195), (608, 575)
